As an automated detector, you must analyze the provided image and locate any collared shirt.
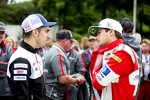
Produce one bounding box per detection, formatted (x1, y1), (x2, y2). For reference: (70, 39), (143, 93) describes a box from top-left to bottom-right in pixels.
(44, 44), (70, 100)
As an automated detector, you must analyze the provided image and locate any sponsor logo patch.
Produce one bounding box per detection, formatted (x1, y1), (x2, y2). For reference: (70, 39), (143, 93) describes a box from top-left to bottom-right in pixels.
(97, 74), (102, 81)
(112, 54), (122, 63)
(14, 63), (28, 68)
(14, 69), (27, 74)
(14, 76), (27, 81)
(101, 65), (111, 76)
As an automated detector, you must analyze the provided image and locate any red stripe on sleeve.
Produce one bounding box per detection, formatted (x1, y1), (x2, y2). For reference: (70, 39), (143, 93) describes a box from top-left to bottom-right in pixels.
(56, 49), (65, 75)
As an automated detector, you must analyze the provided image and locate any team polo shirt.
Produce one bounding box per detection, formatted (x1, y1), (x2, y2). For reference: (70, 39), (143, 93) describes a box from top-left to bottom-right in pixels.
(44, 44), (70, 99)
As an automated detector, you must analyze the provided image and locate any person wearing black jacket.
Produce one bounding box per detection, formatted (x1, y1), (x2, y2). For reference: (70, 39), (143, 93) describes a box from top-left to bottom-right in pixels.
(7, 14), (56, 100)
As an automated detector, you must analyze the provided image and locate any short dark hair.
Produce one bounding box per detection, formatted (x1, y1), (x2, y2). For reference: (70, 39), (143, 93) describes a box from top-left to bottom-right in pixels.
(104, 28), (122, 39)
(56, 29), (74, 40)
(119, 18), (134, 33)
(23, 31), (31, 38)
(114, 30), (123, 39)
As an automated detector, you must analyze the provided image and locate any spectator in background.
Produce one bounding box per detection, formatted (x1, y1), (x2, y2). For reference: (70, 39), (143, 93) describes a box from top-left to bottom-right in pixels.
(76, 37), (89, 54)
(82, 36), (98, 100)
(89, 18), (139, 100)
(5, 36), (17, 52)
(5, 36), (16, 48)
(7, 14), (56, 100)
(138, 39), (150, 100)
(0, 22), (12, 97)
(44, 29), (85, 100)
(81, 37), (89, 51)
(74, 39), (85, 54)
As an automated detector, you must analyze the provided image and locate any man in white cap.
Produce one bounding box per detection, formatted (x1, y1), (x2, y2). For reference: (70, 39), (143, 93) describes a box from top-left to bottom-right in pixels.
(88, 18), (139, 100)
(7, 14), (56, 100)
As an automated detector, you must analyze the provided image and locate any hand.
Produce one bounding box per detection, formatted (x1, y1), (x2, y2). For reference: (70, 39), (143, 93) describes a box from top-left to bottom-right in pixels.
(76, 77), (85, 85)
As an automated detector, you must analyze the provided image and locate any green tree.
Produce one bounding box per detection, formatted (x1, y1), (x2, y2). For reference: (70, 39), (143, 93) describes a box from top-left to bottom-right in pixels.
(0, 0), (149, 38)
(0, 1), (37, 24)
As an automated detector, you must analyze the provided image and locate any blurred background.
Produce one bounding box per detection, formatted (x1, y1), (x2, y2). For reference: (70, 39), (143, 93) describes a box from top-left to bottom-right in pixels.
(0, 0), (149, 41)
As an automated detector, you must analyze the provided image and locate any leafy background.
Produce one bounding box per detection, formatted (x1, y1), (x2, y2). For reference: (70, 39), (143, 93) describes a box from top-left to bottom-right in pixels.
(0, 0), (149, 40)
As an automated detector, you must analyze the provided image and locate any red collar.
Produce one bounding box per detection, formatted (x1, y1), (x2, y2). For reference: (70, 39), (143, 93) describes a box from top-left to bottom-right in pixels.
(97, 39), (123, 54)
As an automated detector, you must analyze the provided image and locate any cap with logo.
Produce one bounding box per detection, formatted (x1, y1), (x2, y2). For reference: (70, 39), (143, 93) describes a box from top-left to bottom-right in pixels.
(88, 18), (123, 36)
(21, 14), (56, 33)
(0, 22), (6, 32)
(56, 29), (74, 41)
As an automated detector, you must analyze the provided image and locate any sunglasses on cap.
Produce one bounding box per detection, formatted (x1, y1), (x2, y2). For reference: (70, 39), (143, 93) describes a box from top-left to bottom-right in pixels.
(88, 26), (100, 37)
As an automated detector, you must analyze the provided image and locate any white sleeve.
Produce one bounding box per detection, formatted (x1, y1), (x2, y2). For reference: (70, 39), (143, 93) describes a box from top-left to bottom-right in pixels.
(96, 64), (119, 86)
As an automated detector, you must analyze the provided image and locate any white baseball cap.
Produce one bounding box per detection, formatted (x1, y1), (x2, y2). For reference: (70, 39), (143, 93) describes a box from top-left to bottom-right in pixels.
(88, 18), (123, 36)
(21, 14), (56, 33)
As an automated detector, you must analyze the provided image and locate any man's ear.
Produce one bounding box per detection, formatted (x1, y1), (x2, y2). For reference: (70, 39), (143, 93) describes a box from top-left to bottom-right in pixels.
(32, 29), (39, 37)
(109, 29), (114, 36)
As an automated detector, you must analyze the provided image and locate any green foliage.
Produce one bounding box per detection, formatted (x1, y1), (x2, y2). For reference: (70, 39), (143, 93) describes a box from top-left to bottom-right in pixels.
(0, 0), (149, 37)
(73, 32), (82, 41)
(0, 1), (37, 24)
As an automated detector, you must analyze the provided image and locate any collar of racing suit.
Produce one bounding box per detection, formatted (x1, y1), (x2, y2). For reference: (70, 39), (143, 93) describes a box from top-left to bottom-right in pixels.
(21, 40), (37, 54)
(97, 39), (123, 54)
(90, 39), (124, 76)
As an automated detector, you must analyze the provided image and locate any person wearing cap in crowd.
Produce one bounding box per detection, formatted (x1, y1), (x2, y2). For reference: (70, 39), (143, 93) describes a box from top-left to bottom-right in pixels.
(66, 30), (87, 100)
(0, 22), (12, 97)
(119, 18), (142, 98)
(44, 29), (85, 100)
(88, 18), (139, 100)
(7, 14), (56, 100)
(81, 35), (97, 100)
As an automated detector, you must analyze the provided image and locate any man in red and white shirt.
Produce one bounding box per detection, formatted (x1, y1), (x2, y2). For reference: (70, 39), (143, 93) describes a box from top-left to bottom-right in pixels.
(88, 18), (139, 100)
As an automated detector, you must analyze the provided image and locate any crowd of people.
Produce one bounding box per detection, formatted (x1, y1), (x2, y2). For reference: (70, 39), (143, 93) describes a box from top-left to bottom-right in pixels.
(0, 13), (149, 100)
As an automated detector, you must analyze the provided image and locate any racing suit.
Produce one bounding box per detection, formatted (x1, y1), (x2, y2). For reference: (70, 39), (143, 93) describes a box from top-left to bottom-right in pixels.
(7, 41), (45, 100)
(122, 33), (142, 98)
(91, 39), (139, 100)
